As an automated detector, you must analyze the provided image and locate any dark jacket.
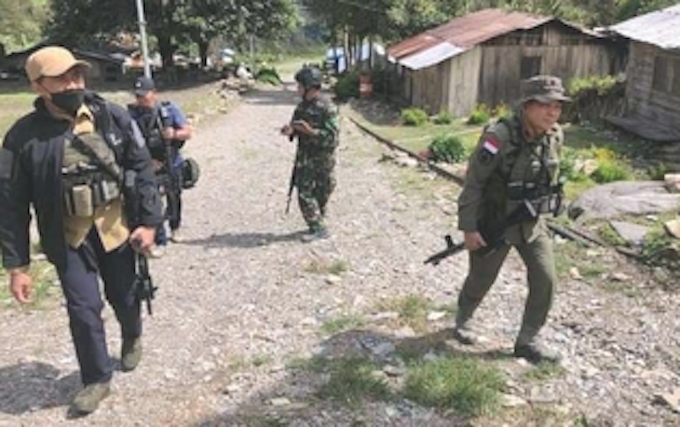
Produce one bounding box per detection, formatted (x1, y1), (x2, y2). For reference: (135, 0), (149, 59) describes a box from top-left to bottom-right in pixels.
(0, 91), (163, 270)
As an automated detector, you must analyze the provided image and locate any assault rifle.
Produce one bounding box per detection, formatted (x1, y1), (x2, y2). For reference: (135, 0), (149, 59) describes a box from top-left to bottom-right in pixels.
(123, 171), (158, 315)
(424, 200), (538, 266)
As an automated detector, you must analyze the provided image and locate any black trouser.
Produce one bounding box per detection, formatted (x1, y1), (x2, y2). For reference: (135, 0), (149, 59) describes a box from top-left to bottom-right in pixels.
(56, 228), (141, 386)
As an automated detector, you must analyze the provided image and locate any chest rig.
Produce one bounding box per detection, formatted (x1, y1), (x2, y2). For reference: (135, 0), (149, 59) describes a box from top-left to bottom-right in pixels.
(501, 119), (563, 216)
(130, 102), (175, 161)
(62, 132), (121, 217)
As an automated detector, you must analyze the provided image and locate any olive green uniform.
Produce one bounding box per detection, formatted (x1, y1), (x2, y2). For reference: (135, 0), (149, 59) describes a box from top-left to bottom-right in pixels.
(456, 113), (563, 347)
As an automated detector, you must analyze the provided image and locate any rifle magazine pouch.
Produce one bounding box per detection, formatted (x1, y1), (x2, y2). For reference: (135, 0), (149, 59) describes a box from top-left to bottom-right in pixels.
(69, 185), (94, 217)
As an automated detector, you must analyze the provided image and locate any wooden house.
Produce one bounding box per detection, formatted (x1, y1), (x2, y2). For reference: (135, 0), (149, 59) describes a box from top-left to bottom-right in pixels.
(609, 4), (680, 142)
(387, 8), (625, 116)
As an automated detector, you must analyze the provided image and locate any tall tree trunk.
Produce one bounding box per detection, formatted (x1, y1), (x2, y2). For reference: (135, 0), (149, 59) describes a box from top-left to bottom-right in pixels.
(199, 40), (209, 68)
(158, 35), (175, 68)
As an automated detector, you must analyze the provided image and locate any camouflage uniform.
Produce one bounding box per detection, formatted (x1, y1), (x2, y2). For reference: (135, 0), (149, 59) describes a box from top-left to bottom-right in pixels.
(455, 76), (569, 362)
(292, 96), (339, 232)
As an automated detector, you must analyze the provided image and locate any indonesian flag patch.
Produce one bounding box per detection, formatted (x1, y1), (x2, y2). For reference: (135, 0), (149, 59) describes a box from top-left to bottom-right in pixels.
(482, 136), (500, 154)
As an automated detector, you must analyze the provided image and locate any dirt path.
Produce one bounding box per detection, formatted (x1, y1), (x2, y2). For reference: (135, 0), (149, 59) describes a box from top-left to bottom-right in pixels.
(0, 78), (679, 426)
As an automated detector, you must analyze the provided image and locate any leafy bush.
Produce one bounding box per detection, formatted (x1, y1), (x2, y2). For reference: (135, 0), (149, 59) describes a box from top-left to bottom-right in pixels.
(559, 147), (589, 182)
(591, 159), (632, 183)
(255, 67), (283, 85)
(569, 75), (621, 97)
(401, 107), (429, 127)
(648, 163), (670, 181)
(428, 135), (466, 164)
(433, 111), (454, 125)
(467, 104), (491, 125)
(493, 103), (512, 119)
(335, 71), (359, 101)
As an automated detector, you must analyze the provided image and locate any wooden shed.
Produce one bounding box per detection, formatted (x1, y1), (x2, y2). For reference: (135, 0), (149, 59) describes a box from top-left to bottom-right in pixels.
(608, 5), (680, 142)
(388, 9), (625, 116)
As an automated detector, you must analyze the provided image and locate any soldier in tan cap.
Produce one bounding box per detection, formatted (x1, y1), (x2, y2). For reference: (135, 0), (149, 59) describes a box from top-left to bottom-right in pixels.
(0, 46), (163, 415)
(452, 75), (570, 364)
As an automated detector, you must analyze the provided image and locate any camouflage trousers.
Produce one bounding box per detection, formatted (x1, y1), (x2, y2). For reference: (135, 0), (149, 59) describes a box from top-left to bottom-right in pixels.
(297, 164), (336, 231)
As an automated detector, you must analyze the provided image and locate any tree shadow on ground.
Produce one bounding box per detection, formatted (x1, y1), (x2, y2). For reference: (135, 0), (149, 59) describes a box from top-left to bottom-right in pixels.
(0, 362), (80, 415)
(183, 231), (309, 249)
(195, 327), (512, 426)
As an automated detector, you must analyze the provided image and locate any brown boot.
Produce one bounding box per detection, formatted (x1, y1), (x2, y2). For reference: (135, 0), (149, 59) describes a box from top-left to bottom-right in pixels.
(70, 381), (111, 415)
(121, 337), (143, 372)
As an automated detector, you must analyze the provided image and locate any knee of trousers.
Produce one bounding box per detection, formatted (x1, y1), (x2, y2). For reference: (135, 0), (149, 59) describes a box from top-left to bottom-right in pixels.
(66, 300), (105, 331)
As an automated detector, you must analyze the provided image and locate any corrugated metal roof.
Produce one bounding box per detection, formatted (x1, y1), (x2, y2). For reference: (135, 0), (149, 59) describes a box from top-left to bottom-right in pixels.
(399, 42), (466, 70)
(610, 4), (680, 50)
(388, 8), (549, 61)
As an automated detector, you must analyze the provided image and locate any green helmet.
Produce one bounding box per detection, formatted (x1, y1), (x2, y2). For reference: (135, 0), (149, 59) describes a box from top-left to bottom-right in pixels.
(295, 66), (322, 89)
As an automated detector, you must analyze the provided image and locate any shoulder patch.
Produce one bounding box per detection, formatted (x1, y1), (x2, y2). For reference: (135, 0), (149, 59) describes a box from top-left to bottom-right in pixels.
(482, 135), (500, 155)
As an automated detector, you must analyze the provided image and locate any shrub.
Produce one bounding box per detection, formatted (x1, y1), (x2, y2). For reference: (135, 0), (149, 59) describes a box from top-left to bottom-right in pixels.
(428, 135), (466, 164)
(569, 75), (621, 97)
(591, 159), (632, 183)
(335, 71), (359, 100)
(467, 104), (491, 125)
(433, 111), (454, 125)
(559, 147), (589, 182)
(255, 67), (283, 85)
(401, 107), (429, 126)
(493, 103), (512, 119)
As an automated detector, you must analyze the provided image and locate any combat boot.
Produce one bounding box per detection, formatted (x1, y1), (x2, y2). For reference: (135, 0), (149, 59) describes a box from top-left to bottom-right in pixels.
(121, 337), (143, 372)
(301, 226), (330, 243)
(70, 381), (111, 415)
(452, 322), (482, 345)
(514, 342), (561, 364)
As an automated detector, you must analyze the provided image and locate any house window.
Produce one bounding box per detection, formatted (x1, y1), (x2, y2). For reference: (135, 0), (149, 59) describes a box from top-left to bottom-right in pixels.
(521, 56), (542, 79)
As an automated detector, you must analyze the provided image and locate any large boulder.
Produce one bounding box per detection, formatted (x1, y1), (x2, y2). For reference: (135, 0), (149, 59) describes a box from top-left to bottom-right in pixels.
(569, 181), (680, 220)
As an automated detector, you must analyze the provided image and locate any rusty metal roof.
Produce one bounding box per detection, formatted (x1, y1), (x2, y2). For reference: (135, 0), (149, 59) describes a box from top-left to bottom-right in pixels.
(611, 4), (680, 50)
(388, 9), (550, 60)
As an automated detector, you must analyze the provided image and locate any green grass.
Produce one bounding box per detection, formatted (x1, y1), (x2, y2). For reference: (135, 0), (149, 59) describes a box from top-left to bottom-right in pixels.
(303, 258), (349, 275)
(521, 362), (567, 382)
(404, 356), (504, 417)
(318, 357), (391, 407)
(554, 241), (607, 280)
(320, 314), (366, 335)
(377, 294), (434, 332)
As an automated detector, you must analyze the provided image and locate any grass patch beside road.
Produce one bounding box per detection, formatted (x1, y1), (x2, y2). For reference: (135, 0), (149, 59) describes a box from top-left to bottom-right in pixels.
(404, 356), (504, 417)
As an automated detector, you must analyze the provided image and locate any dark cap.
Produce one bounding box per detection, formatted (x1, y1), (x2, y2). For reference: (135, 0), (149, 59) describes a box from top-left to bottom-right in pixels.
(133, 76), (155, 96)
(521, 75), (571, 104)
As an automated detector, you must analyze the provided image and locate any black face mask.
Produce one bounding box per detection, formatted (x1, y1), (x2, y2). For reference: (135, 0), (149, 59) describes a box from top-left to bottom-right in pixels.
(51, 89), (85, 116)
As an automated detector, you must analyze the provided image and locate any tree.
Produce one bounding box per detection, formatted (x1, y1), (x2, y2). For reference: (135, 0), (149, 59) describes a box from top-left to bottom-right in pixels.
(0, 0), (49, 52)
(47, 0), (298, 67)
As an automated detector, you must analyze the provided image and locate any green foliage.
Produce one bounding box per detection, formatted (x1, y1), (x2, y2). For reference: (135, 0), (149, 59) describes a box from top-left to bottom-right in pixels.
(335, 71), (360, 101)
(377, 294), (434, 332)
(569, 75), (622, 97)
(599, 223), (627, 247)
(401, 107), (429, 127)
(428, 135), (466, 164)
(404, 357), (503, 417)
(521, 362), (567, 382)
(559, 147), (589, 182)
(433, 111), (454, 125)
(493, 103), (512, 119)
(320, 314), (366, 335)
(591, 159), (633, 183)
(648, 163), (670, 181)
(0, 0), (47, 51)
(255, 67), (283, 85)
(319, 357), (391, 406)
(467, 104), (491, 126)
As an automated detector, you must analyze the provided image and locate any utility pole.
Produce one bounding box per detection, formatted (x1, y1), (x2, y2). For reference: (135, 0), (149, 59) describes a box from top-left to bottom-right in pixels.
(135, 0), (152, 78)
